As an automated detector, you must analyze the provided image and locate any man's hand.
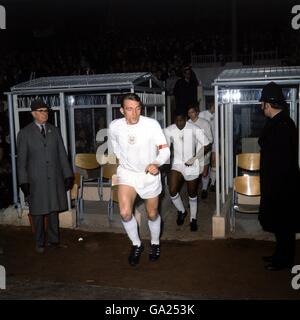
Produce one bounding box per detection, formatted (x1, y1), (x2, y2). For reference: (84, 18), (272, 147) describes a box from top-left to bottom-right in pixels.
(20, 183), (30, 198)
(64, 176), (74, 191)
(145, 164), (159, 175)
(185, 157), (196, 167)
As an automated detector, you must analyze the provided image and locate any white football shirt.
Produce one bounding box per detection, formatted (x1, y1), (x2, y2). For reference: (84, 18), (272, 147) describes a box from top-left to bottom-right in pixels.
(164, 121), (210, 165)
(109, 115), (169, 173)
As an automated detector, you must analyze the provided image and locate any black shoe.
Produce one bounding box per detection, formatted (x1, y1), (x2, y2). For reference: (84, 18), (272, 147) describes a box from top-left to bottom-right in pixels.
(190, 219), (198, 232)
(47, 242), (67, 249)
(128, 244), (144, 266)
(264, 262), (293, 271)
(149, 243), (160, 262)
(176, 211), (187, 226)
(262, 255), (274, 263)
(201, 190), (208, 199)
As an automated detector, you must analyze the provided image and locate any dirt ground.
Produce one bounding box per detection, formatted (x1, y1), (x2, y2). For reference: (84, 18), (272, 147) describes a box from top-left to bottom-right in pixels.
(0, 225), (300, 300)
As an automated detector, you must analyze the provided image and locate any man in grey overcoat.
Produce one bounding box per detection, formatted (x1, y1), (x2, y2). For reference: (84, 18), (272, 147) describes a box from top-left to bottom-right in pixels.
(17, 99), (74, 253)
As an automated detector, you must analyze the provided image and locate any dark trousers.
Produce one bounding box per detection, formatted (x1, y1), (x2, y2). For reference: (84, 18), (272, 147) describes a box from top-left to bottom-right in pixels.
(31, 212), (59, 247)
(273, 231), (296, 265)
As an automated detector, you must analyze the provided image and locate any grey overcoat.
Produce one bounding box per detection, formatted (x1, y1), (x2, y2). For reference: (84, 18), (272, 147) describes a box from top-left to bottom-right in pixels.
(17, 122), (73, 215)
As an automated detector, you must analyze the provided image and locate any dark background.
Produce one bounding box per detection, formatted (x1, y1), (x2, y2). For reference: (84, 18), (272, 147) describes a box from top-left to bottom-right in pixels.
(0, 0), (299, 89)
(0, 0), (299, 207)
(1, 0), (298, 39)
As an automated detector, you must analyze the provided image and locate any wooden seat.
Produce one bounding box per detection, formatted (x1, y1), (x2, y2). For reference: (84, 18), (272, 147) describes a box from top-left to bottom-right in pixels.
(236, 153), (260, 171)
(96, 153), (118, 201)
(75, 153), (100, 170)
(231, 153), (261, 232)
(234, 175), (260, 196)
(75, 153), (101, 224)
(101, 164), (118, 221)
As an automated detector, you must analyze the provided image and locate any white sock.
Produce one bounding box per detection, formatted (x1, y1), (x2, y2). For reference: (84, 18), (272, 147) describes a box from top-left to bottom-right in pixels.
(189, 196), (198, 221)
(202, 175), (210, 190)
(121, 215), (141, 247)
(210, 167), (216, 185)
(148, 214), (161, 245)
(170, 193), (185, 213)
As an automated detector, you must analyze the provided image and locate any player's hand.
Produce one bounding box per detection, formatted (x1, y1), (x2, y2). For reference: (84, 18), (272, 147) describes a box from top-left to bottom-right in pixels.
(185, 158), (195, 166)
(145, 164), (159, 175)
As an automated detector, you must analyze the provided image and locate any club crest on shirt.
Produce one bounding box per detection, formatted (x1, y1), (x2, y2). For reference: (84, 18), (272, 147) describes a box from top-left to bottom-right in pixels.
(128, 135), (136, 144)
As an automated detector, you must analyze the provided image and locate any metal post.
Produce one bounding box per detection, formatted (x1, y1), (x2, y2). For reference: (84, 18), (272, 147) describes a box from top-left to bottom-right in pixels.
(54, 111), (58, 127)
(12, 95), (24, 208)
(290, 88), (297, 123)
(229, 103), (233, 188)
(107, 93), (112, 124)
(221, 103), (225, 204)
(69, 105), (76, 170)
(59, 92), (68, 149)
(225, 103), (229, 195)
(7, 94), (19, 207)
(215, 86), (220, 216)
(166, 96), (171, 126)
(162, 90), (166, 128)
(59, 92), (71, 210)
(92, 108), (96, 151)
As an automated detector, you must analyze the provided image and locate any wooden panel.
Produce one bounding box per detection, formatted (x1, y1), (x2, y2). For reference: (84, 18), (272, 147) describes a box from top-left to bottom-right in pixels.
(234, 175), (260, 196)
(236, 153), (260, 171)
(237, 193), (260, 205)
(75, 153), (99, 170)
(102, 164), (118, 179)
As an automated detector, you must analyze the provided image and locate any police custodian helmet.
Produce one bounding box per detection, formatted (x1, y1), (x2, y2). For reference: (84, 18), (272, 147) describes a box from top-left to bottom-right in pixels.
(259, 81), (288, 106)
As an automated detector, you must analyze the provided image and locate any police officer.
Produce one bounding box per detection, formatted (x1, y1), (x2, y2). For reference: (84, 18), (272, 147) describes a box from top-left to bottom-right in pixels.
(258, 82), (300, 271)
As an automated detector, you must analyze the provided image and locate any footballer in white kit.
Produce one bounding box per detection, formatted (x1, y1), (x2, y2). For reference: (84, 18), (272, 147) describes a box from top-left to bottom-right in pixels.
(199, 108), (215, 152)
(164, 113), (211, 232)
(188, 104), (214, 199)
(187, 111), (213, 166)
(164, 121), (209, 180)
(199, 101), (217, 193)
(109, 115), (169, 198)
(108, 93), (170, 267)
